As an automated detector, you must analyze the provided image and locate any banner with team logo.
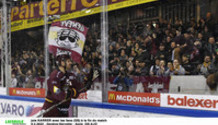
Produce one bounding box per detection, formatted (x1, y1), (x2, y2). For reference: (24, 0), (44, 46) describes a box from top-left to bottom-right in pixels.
(48, 20), (88, 63)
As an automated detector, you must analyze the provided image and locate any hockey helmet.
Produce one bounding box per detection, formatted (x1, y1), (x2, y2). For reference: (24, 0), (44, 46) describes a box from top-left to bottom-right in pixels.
(56, 49), (72, 65)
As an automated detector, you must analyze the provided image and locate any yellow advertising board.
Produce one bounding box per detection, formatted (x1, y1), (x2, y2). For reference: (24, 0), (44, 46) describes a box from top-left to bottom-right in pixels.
(11, 0), (156, 32)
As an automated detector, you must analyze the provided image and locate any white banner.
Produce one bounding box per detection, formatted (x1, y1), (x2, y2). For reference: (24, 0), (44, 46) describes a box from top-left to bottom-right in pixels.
(169, 76), (208, 94)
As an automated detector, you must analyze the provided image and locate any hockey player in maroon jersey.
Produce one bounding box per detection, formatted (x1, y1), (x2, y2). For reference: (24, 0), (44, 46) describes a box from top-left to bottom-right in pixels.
(42, 51), (98, 117)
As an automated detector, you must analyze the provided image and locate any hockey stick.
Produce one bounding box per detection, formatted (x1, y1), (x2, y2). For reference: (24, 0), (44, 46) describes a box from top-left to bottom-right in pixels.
(36, 84), (92, 118)
(37, 98), (70, 117)
(37, 70), (99, 117)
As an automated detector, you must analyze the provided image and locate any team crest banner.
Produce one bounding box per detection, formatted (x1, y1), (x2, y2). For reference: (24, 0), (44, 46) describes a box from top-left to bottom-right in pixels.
(48, 20), (88, 63)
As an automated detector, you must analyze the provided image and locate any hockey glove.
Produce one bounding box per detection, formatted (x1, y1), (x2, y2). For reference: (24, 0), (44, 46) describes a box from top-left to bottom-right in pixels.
(83, 69), (99, 91)
(66, 88), (79, 99)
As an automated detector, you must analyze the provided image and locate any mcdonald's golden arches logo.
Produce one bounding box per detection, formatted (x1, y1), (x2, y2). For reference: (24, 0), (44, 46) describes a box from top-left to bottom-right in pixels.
(13, 89), (16, 94)
(36, 90), (41, 95)
(108, 93), (116, 100)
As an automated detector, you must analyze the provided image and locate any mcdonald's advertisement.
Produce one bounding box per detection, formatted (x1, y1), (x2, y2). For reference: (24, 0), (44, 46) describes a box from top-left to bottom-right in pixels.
(108, 91), (160, 106)
(11, 0), (156, 32)
(9, 88), (45, 98)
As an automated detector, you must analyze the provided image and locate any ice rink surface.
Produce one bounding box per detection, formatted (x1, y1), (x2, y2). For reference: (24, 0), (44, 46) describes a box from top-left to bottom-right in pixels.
(78, 107), (181, 118)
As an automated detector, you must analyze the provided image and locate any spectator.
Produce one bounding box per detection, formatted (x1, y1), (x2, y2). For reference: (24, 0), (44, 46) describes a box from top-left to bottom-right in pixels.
(24, 69), (35, 88)
(192, 39), (202, 63)
(149, 58), (160, 76)
(115, 43), (122, 55)
(204, 36), (217, 57)
(181, 54), (196, 75)
(113, 67), (133, 92)
(133, 42), (141, 55)
(134, 59), (149, 76)
(156, 43), (168, 62)
(12, 61), (23, 76)
(202, 26), (212, 42)
(205, 12), (215, 34)
(197, 32), (206, 46)
(127, 64), (135, 75)
(168, 41), (176, 62)
(173, 59), (185, 75)
(210, 49), (218, 73)
(125, 40), (132, 56)
(11, 10), (218, 90)
(129, 49), (138, 62)
(157, 60), (169, 76)
(119, 49), (128, 63)
(166, 62), (174, 75)
(134, 59), (141, 76)
(11, 74), (18, 88)
(197, 18), (205, 32)
(165, 36), (172, 51)
(198, 55), (212, 76)
(139, 61), (149, 76)
(109, 63), (120, 77)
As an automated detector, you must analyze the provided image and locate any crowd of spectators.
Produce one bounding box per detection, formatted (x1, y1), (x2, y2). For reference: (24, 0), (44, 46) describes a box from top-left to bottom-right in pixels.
(106, 12), (218, 78)
(10, 12), (218, 88)
(11, 49), (48, 88)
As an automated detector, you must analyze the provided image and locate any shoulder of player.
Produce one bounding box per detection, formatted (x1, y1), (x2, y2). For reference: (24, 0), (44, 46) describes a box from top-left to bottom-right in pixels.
(67, 71), (77, 80)
(50, 70), (66, 80)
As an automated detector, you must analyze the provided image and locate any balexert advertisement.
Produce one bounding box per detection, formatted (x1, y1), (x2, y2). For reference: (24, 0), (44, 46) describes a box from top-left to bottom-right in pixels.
(161, 94), (218, 111)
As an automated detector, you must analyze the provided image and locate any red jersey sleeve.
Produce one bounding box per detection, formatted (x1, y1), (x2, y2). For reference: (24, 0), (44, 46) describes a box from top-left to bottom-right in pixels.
(46, 70), (68, 101)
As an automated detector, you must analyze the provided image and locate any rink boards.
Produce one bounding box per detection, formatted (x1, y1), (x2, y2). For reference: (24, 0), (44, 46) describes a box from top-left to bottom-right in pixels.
(1, 89), (218, 117)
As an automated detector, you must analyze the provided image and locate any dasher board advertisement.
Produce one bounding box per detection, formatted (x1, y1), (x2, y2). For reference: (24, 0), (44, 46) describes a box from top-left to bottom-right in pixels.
(161, 93), (218, 111)
(108, 91), (160, 107)
(0, 99), (42, 117)
(9, 88), (45, 98)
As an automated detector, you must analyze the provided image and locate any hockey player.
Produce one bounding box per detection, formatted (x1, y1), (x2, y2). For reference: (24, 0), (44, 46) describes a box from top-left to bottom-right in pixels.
(42, 51), (98, 117)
